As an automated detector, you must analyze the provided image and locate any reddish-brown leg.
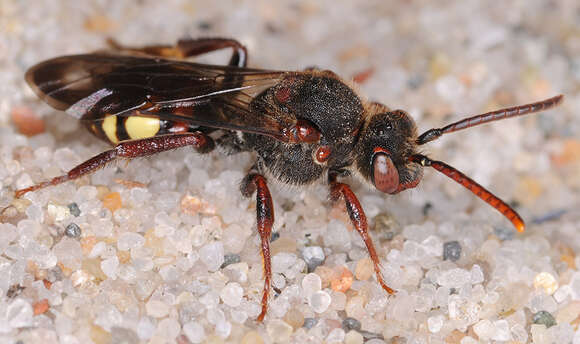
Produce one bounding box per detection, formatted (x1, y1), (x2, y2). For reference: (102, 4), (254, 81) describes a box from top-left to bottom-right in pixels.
(107, 37), (248, 67)
(329, 174), (395, 294)
(15, 133), (214, 198)
(240, 172), (274, 322)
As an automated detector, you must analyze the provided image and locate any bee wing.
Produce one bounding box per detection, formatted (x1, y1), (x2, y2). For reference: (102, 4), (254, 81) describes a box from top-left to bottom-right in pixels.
(26, 53), (295, 140)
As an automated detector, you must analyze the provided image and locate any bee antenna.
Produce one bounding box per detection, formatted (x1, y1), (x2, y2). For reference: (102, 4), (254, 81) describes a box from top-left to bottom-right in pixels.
(411, 154), (525, 232)
(416, 94), (563, 145)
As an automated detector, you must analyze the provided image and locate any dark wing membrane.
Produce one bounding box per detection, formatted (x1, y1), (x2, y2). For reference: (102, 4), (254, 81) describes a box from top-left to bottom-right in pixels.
(25, 53), (295, 140)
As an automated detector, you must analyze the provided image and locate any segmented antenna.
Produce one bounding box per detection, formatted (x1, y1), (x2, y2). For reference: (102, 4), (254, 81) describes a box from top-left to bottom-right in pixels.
(417, 94), (564, 145)
(411, 154), (525, 232)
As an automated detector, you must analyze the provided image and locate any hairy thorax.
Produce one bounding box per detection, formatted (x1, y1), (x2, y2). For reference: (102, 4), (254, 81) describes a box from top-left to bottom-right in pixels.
(244, 72), (364, 185)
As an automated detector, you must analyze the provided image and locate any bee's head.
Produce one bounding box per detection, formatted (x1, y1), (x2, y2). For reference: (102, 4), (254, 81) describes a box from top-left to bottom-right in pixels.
(355, 104), (423, 194)
(353, 95), (563, 232)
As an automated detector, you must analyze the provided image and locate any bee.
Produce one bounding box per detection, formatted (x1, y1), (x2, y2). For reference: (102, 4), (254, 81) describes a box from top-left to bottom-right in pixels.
(17, 38), (563, 321)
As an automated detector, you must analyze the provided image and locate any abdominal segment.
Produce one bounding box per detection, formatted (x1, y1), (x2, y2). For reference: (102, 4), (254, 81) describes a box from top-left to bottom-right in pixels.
(85, 114), (192, 144)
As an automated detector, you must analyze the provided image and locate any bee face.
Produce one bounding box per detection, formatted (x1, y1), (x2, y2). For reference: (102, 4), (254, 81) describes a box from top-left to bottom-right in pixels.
(355, 108), (423, 194)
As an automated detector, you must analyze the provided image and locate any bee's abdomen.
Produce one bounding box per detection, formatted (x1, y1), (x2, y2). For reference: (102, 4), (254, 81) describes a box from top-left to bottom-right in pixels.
(85, 113), (191, 144)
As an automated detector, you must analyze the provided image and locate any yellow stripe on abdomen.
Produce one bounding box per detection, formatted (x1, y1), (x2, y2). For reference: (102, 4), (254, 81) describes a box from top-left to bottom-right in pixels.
(102, 115), (119, 144)
(126, 116), (161, 140)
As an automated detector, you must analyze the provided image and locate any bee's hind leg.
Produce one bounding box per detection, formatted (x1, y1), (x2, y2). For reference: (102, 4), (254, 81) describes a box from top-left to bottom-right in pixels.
(106, 37), (247, 67)
(15, 132), (214, 198)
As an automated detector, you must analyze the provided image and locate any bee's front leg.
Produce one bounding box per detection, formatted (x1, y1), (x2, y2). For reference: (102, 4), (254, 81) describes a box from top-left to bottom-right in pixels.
(328, 172), (395, 294)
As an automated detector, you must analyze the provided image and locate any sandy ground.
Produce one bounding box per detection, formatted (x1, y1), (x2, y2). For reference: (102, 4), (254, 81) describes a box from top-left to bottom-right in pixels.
(1, 1), (579, 343)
